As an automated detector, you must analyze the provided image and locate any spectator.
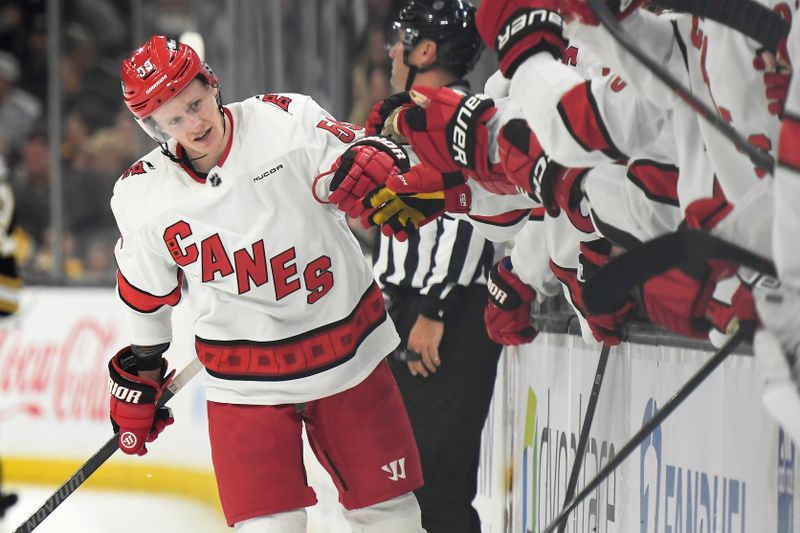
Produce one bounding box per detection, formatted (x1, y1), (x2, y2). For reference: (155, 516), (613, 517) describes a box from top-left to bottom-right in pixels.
(0, 50), (41, 157)
(11, 128), (49, 245)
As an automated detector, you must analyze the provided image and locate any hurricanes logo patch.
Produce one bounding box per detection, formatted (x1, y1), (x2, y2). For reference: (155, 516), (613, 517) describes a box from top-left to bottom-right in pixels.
(121, 160), (155, 180)
(260, 93), (292, 113)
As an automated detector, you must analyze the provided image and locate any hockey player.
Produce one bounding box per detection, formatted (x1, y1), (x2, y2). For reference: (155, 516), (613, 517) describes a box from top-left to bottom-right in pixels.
(109, 35), (427, 532)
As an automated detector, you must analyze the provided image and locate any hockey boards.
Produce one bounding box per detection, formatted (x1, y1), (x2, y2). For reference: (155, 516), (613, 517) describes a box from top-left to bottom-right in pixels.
(584, 0), (775, 175)
(583, 229), (777, 314)
(655, 0), (789, 53)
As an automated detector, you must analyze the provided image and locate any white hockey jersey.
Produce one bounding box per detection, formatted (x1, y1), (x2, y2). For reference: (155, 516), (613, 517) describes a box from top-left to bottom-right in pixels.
(111, 94), (399, 405)
(571, 7), (793, 258)
(773, 14), (800, 287)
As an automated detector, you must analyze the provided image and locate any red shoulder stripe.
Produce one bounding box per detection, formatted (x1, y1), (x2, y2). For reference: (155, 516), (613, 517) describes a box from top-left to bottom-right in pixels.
(557, 81), (625, 161)
(117, 270), (182, 313)
(779, 113), (800, 172)
(626, 159), (680, 206)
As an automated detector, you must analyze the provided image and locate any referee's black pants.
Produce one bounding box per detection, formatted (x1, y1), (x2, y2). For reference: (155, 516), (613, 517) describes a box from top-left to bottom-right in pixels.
(386, 284), (502, 533)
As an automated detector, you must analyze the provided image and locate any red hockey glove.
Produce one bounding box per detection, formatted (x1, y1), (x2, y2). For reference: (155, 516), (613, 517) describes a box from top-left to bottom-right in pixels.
(365, 91), (412, 136)
(108, 347), (175, 456)
(363, 164), (471, 242)
(550, 240), (636, 345)
(753, 44), (791, 116)
(394, 86), (519, 195)
(642, 192), (739, 338)
(641, 266), (717, 339)
(321, 136), (411, 217)
(498, 119), (593, 232)
(578, 238), (637, 343)
(561, 0), (646, 26)
(476, 0), (567, 78)
(707, 278), (758, 348)
(485, 257), (538, 345)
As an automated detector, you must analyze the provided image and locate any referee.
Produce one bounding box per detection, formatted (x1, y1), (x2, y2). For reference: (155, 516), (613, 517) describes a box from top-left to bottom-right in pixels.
(372, 2), (501, 532)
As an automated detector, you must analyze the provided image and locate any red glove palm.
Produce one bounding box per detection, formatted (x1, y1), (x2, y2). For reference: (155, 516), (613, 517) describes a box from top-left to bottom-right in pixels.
(476, 0), (566, 77)
(108, 347), (175, 456)
(485, 257), (538, 345)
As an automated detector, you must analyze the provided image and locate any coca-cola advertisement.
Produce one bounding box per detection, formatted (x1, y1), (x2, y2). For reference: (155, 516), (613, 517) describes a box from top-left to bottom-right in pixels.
(0, 288), (208, 463)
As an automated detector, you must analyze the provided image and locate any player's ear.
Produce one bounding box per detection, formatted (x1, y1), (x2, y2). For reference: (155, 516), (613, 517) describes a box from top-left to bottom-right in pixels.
(416, 39), (438, 68)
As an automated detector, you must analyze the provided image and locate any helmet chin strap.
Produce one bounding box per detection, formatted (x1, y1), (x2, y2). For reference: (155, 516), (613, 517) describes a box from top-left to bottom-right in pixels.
(403, 48), (440, 91)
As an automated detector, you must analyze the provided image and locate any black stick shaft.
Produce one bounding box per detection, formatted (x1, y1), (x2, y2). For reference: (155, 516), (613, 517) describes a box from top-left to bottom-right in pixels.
(539, 325), (750, 533)
(13, 358), (203, 533)
(557, 344), (611, 533)
(585, 0), (774, 174)
(655, 0), (789, 53)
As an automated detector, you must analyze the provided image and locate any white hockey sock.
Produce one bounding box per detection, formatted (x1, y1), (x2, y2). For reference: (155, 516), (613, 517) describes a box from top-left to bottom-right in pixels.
(343, 492), (427, 533)
(233, 508), (307, 533)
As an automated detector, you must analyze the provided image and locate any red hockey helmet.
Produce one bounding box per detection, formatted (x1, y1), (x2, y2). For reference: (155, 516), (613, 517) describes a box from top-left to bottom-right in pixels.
(121, 35), (219, 141)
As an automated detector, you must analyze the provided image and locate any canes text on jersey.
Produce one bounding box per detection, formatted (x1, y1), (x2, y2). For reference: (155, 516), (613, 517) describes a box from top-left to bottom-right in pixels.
(163, 221), (334, 303)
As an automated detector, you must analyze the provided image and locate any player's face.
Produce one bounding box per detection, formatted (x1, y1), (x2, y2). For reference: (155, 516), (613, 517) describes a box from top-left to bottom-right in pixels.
(389, 38), (410, 91)
(150, 79), (225, 160)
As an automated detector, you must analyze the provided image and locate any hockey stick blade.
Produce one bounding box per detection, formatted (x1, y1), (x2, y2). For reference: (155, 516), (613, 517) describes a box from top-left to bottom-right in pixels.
(558, 343), (611, 533)
(13, 357), (204, 533)
(654, 0), (789, 53)
(585, 0), (775, 175)
(583, 229), (776, 314)
(539, 323), (752, 533)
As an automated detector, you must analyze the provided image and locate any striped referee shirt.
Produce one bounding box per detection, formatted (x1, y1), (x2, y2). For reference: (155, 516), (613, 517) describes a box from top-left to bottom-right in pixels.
(372, 211), (495, 320)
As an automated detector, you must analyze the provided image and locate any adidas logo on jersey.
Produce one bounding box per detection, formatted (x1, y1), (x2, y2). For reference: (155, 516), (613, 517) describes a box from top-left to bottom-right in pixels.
(381, 458), (407, 481)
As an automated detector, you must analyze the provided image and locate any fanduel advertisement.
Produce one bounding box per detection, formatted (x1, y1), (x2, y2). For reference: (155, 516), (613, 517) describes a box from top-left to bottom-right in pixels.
(512, 334), (799, 533)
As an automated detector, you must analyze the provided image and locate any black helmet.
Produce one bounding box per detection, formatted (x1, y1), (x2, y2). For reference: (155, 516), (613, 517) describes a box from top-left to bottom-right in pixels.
(392, 0), (483, 87)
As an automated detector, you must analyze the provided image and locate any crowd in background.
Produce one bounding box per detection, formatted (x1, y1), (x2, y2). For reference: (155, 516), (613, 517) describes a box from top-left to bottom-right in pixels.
(1, 0), (404, 285)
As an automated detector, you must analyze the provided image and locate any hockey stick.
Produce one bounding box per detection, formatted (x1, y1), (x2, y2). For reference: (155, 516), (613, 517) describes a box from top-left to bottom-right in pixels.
(583, 229), (776, 314)
(13, 357), (204, 533)
(557, 343), (611, 533)
(539, 323), (752, 533)
(654, 0), (789, 53)
(585, 0), (775, 175)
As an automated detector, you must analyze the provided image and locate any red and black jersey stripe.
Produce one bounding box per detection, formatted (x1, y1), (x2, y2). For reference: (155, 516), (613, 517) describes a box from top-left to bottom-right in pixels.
(557, 81), (626, 161)
(778, 112), (800, 172)
(626, 159), (680, 207)
(468, 208), (530, 227)
(117, 270), (182, 313)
